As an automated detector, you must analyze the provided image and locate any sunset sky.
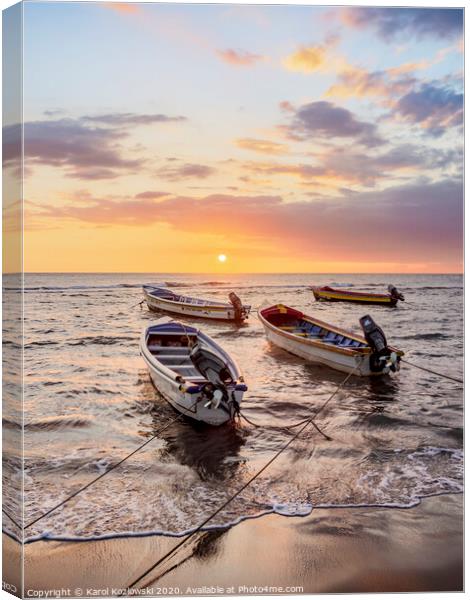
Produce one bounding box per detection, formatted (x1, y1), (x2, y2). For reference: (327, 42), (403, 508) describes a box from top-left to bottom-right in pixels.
(4, 3), (464, 273)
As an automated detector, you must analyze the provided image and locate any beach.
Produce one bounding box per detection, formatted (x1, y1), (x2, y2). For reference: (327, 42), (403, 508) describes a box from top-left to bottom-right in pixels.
(3, 494), (462, 596)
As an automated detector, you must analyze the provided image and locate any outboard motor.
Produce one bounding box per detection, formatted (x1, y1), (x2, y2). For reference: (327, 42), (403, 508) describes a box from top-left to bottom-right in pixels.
(190, 344), (236, 411)
(228, 292), (245, 321)
(359, 315), (399, 373)
(387, 284), (404, 302)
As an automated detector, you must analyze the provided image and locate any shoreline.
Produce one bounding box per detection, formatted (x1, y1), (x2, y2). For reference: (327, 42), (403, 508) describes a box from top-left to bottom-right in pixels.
(4, 493), (463, 596)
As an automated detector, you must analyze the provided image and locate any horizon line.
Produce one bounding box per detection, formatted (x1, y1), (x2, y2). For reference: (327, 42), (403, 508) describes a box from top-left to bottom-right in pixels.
(5, 271), (464, 276)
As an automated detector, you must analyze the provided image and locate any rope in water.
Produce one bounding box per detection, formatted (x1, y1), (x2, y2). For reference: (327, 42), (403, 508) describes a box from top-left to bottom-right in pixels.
(402, 359), (463, 384)
(129, 300), (145, 309)
(23, 411), (186, 530)
(2, 508), (22, 531)
(238, 410), (331, 439)
(20, 384), (331, 533)
(121, 366), (357, 593)
(14, 352), (460, 534)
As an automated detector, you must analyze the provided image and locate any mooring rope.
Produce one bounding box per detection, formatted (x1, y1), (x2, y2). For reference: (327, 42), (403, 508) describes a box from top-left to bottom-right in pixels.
(402, 359), (463, 384)
(24, 411), (187, 530)
(2, 508), (22, 531)
(121, 366), (357, 593)
(130, 300), (145, 309)
(238, 408), (331, 439)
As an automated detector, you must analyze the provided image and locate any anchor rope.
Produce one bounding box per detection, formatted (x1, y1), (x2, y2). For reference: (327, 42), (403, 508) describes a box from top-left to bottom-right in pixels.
(2, 508), (22, 531)
(401, 359), (463, 384)
(238, 409), (331, 439)
(121, 366), (357, 593)
(23, 410), (188, 530)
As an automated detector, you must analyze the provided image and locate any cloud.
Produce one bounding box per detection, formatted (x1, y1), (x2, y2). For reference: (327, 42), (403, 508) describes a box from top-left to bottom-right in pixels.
(217, 49), (263, 66)
(394, 82), (463, 136)
(106, 3), (141, 14)
(241, 144), (460, 188)
(341, 8), (463, 41)
(82, 113), (187, 126)
(3, 111), (188, 180)
(283, 45), (328, 73)
(134, 191), (169, 200)
(235, 138), (288, 155)
(3, 118), (144, 180)
(282, 36), (338, 73)
(43, 109), (65, 117)
(33, 179), (462, 265)
(2, 123), (21, 167)
(326, 64), (416, 100)
(279, 101), (295, 113)
(157, 163), (215, 181)
(284, 101), (384, 147)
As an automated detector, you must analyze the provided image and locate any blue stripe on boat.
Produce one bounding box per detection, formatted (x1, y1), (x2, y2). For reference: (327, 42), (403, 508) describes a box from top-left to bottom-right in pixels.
(148, 323), (198, 334)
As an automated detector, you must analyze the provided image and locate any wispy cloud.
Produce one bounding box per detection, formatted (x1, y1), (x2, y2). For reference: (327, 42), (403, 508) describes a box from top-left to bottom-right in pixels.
(33, 179), (463, 266)
(217, 49), (263, 66)
(340, 7), (463, 41)
(134, 191), (169, 200)
(235, 138), (288, 155)
(240, 143), (460, 189)
(82, 113), (187, 126)
(326, 65), (416, 100)
(157, 163), (216, 181)
(106, 3), (141, 15)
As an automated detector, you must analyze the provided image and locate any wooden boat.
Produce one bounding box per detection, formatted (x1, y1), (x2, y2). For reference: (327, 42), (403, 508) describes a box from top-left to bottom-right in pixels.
(311, 285), (404, 306)
(140, 317), (247, 425)
(258, 304), (403, 376)
(143, 284), (251, 321)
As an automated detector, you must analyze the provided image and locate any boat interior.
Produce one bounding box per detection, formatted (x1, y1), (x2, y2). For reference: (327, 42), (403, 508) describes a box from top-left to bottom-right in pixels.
(147, 287), (225, 307)
(146, 324), (207, 381)
(264, 309), (367, 349)
(146, 323), (235, 384)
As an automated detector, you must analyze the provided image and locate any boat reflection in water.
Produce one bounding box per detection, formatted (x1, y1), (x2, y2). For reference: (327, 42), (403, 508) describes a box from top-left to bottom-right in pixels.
(151, 404), (247, 481)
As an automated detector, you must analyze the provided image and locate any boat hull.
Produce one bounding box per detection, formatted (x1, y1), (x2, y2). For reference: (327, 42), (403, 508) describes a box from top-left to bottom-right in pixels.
(145, 361), (242, 425)
(144, 289), (249, 321)
(258, 305), (402, 377)
(312, 288), (398, 306)
(261, 320), (373, 376)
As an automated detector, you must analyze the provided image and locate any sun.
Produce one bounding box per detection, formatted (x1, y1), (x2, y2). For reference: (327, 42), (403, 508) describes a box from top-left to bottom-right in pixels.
(218, 254), (227, 263)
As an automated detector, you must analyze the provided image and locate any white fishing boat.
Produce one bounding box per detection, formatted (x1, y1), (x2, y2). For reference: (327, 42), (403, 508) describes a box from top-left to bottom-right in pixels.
(143, 284), (251, 321)
(258, 304), (403, 376)
(140, 317), (247, 425)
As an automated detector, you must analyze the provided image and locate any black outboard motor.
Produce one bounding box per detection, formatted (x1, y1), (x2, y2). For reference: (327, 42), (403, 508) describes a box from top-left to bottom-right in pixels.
(228, 292), (245, 321)
(387, 284), (404, 302)
(190, 344), (234, 410)
(360, 315), (399, 373)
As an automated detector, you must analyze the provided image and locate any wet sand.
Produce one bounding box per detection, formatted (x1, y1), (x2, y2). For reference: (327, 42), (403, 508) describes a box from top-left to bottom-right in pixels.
(3, 493), (462, 596)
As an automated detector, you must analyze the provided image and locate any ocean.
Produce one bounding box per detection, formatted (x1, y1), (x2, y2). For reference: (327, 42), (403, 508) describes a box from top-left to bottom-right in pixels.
(2, 273), (463, 544)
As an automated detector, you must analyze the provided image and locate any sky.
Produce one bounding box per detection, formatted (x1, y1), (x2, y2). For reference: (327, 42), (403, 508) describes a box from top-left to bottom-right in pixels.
(3, 2), (464, 273)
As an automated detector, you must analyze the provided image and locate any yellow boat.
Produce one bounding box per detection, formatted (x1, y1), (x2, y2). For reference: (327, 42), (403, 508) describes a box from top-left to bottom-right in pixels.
(311, 285), (404, 307)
